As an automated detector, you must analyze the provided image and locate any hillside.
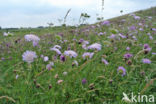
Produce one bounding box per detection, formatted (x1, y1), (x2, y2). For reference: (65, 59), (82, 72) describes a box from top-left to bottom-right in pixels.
(0, 7), (156, 104)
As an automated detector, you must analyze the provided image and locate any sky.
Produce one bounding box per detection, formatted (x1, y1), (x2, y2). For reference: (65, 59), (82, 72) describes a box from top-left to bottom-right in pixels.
(0, 0), (156, 28)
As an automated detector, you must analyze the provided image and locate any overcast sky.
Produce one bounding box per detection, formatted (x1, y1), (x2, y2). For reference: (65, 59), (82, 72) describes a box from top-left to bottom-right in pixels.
(0, 0), (156, 28)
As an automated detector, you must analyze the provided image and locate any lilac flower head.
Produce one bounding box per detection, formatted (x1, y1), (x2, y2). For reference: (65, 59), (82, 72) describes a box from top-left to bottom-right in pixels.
(98, 32), (104, 36)
(33, 41), (39, 47)
(44, 56), (49, 62)
(101, 20), (110, 26)
(53, 45), (61, 49)
(126, 47), (130, 51)
(119, 33), (126, 39)
(124, 53), (133, 59)
(129, 25), (136, 31)
(79, 38), (84, 44)
(88, 43), (102, 51)
(64, 50), (78, 58)
(117, 66), (126, 76)
(24, 34), (40, 42)
(22, 51), (37, 63)
(144, 44), (150, 49)
(142, 59), (151, 64)
(50, 47), (61, 55)
(134, 15), (140, 20)
(82, 52), (94, 59)
(101, 58), (109, 65)
(82, 78), (87, 84)
(151, 28), (156, 32)
(108, 34), (116, 39)
(60, 55), (66, 62)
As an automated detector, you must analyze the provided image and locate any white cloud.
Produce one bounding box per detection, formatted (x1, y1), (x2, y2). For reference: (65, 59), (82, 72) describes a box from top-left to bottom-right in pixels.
(43, 0), (97, 7)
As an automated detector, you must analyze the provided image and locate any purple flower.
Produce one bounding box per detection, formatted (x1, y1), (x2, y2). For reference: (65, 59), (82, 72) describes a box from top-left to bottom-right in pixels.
(43, 56), (49, 62)
(142, 59), (151, 64)
(126, 47), (130, 51)
(1, 57), (5, 61)
(98, 32), (104, 36)
(108, 34), (116, 39)
(33, 41), (39, 47)
(101, 20), (110, 26)
(151, 28), (156, 32)
(22, 51), (37, 63)
(64, 50), (78, 58)
(119, 33), (126, 39)
(82, 52), (94, 59)
(60, 55), (66, 62)
(144, 44), (150, 49)
(82, 78), (87, 84)
(101, 58), (109, 65)
(124, 53), (133, 59)
(50, 47), (61, 55)
(134, 15), (140, 20)
(117, 66), (126, 76)
(152, 52), (156, 55)
(87, 43), (102, 51)
(79, 38), (84, 44)
(129, 25), (136, 31)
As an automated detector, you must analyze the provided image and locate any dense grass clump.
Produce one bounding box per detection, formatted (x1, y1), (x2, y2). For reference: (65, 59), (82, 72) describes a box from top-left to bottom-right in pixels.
(0, 7), (156, 104)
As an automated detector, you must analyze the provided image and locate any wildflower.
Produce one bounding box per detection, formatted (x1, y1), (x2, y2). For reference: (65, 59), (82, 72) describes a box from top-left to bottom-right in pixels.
(63, 72), (68, 76)
(108, 34), (116, 39)
(78, 38), (84, 44)
(72, 60), (79, 66)
(124, 53), (133, 59)
(139, 28), (144, 31)
(22, 51), (37, 63)
(60, 55), (66, 62)
(57, 80), (63, 84)
(119, 33), (126, 39)
(44, 56), (49, 62)
(46, 64), (52, 70)
(101, 20), (110, 26)
(55, 74), (59, 79)
(149, 35), (153, 40)
(144, 44), (150, 49)
(64, 50), (78, 58)
(151, 28), (156, 32)
(46, 62), (54, 70)
(101, 58), (109, 65)
(117, 66), (126, 76)
(3, 32), (8, 36)
(82, 78), (87, 84)
(126, 47), (130, 51)
(33, 41), (39, 47)
(126, 60), (132, 65)
(133, 15), (140, 20)
(152, 52), (156, 55)
(82, 52), (94, 59)
(40, 54), (44, 58)
(53, 45), (61, 49)
(129, 25), (136, 31)
(142, 59), (151, 64)
(98, 32), (104, 36)
(24, 34), (40, 42)
(49, 84), (52, 89)
(88, 43), (102, 51)
(143, 44), (151, 54)
(50, 47), (61, 55)
(16, 74), (19, 79)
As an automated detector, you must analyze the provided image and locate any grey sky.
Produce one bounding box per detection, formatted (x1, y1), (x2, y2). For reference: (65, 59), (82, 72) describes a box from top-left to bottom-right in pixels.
(0, 0), (156, 28)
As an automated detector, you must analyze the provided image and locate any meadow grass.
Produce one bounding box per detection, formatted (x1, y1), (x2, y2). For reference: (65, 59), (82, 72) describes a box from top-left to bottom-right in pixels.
(0, 7), (156, 104)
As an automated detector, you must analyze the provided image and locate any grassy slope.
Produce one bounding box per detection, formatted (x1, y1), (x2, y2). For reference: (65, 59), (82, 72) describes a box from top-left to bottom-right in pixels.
(0, 7), (156, 104)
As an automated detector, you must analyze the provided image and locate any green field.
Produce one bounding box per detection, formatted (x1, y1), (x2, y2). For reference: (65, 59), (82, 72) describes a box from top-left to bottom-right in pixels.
(0, 7), (156, 104)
